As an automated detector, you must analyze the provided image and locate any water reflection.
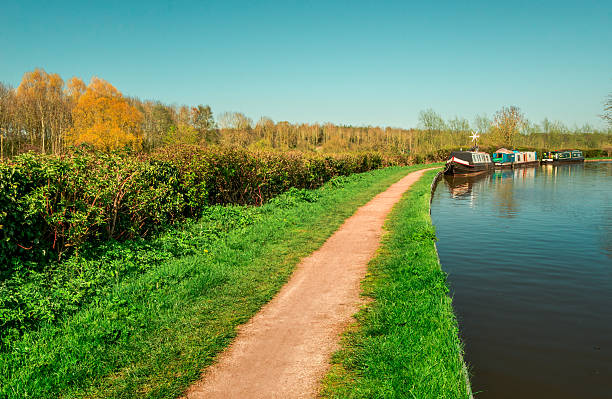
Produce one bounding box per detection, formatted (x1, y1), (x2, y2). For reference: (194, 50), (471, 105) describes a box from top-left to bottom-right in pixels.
(490, 169), (525, 218)
(431, 163), (612, 399)
(444, 173), (490, 200)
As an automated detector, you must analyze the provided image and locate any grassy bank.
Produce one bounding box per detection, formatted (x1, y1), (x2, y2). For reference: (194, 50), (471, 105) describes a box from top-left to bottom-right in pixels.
(320, 169), (471, 399)
(1, 164), (434, 399)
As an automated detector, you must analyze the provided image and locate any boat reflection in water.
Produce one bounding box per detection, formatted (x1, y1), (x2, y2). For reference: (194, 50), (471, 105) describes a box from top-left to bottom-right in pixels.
(444, 164), (590, 216)
(540, 162), (585, 180)
(443, 173), (490, 204)
(443, 173), (489, 199)
(445, 165), (539, 200)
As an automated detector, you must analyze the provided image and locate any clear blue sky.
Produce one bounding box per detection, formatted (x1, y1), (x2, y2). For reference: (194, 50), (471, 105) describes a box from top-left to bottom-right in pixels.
(1, 0), (610, 129)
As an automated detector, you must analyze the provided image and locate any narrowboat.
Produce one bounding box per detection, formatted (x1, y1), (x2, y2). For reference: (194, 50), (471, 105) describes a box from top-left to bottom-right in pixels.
(541, 150), (584, 164)
(492, 148), (538, 168)
(492, 148), (515, 168)
(513, 150), (538, 166)
(444, 151), (494, 175)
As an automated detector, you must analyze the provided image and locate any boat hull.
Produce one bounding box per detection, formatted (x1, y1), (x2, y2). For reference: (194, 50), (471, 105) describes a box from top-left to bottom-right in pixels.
(444, 161), (493, 175)
(496, 160), (540, 168)
(541, 158), (584, 164)
(494, 162), (513, 169)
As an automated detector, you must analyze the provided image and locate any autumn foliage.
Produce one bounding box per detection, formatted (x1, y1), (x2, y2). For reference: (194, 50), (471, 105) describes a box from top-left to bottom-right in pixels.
(68, 78), (143, 150)
(0, 68), (611, 159)
(15, 69), (68, 154)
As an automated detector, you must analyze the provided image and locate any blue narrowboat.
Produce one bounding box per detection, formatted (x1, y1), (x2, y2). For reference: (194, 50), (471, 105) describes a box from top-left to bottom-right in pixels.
(492, 148), (539, 168)
(492, 148), (515, 167)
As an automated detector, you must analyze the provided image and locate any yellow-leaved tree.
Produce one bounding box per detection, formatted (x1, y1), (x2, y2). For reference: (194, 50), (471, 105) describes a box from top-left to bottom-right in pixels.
(17, 68), (67, 154)
(68, 77), (143, 150)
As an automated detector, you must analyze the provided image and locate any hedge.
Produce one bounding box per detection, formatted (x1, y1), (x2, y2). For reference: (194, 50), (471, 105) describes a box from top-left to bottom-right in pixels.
(0, 146), (410, 271)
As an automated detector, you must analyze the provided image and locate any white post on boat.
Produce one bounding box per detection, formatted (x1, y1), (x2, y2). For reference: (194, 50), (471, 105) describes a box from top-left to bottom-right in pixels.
(470, 131), (480, 150)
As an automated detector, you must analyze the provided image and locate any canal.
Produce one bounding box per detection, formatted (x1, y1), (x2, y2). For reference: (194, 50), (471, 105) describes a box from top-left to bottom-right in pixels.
(431, 162), (612, 399)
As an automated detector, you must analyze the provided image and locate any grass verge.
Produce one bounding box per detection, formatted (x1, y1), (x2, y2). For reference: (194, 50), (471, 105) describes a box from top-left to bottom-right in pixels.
(320, 169), (471, 399)
(585, 157), (612, 161)
(1, 164), (437, 399)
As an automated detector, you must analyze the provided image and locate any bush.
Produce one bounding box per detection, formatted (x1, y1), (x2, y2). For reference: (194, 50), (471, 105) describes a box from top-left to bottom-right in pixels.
(0, 146), (411, 270)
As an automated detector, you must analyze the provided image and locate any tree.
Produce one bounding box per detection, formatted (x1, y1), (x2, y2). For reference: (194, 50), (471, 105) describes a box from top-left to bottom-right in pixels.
(492, 106), (525, 148)
(68, 77), (143, 150)
(254, 116), (275, 147)
(603, 93), (612, 127)
(150, 103), (174, 146)
(255, 116), (274, 132)
(16, 68), (67, 154)
(447, 116), (470, 134)
(191, 105), (217, 143)
(473, 113), (492, 134)
(217, 112), (252, 130)
(417, 108), (446, 151)
(418, 108), (446, 132)
(0, 82), (15, 158)
(163, 123), (198, 145)
(66, 76), (86, 101)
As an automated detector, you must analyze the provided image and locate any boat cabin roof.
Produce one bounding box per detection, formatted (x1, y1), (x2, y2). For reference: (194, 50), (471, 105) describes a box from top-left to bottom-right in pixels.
(549, 149), (581, 153)
(494, 148), (514, 154)
(451, 150), (488, 156)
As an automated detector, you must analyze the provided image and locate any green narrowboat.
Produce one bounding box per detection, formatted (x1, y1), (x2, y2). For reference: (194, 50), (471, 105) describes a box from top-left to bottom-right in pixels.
(541, 150), (584, 164)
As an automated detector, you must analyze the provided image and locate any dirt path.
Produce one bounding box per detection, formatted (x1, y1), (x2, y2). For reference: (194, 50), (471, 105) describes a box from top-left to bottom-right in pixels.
(183, 168), (436, 399)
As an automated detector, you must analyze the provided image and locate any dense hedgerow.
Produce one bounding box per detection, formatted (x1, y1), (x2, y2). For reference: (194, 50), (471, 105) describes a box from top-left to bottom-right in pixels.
(0, 146), (410, 270)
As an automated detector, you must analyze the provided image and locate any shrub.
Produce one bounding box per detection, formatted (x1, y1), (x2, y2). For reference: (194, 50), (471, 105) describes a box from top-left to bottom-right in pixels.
(0, 146), (412, 270)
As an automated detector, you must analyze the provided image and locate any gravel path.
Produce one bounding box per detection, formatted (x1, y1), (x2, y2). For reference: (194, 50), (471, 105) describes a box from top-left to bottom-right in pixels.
(183, 168), (435, 399)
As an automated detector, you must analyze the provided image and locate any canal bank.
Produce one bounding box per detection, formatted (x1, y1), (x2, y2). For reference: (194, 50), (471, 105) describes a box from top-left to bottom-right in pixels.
(431, 170), (474, 399)
(321, 168), (472, 399)
(585, 158), (612, 162)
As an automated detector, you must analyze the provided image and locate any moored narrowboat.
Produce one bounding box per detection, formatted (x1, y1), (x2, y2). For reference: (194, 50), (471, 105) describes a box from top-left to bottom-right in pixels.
(541, 150), (584, 164)
(492, 148), (538, 168)
(513, 150), (538, 167)
(492, 148), (515, 168)
(444, 151), (494, 175)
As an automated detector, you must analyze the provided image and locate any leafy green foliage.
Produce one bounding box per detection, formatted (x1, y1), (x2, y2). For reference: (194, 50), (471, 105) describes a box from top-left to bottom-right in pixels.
(0, 205), (258, 349)
(0, 147), (405, 270)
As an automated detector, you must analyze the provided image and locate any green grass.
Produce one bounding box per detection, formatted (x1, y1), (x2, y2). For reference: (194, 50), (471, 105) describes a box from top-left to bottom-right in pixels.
(1, 164), (437, 399)
(320, 169), (471, 399)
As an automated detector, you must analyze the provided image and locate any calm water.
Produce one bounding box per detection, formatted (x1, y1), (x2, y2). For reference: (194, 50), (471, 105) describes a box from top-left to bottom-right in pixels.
(431, 162), (612, 399)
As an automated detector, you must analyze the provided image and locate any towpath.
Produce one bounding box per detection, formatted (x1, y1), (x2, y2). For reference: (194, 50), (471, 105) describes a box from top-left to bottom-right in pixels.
(183, 168), (437, 399)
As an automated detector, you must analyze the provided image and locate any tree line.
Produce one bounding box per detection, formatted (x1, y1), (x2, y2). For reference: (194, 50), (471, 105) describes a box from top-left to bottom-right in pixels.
(0, 68), (610, 158)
